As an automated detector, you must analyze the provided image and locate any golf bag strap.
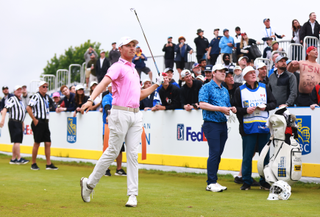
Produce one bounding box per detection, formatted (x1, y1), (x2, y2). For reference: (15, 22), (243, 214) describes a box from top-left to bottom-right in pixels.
(257, 139), (272, 178)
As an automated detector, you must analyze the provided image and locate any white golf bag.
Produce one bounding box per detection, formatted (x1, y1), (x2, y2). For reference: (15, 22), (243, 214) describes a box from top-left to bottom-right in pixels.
(257, 108), (302, 186)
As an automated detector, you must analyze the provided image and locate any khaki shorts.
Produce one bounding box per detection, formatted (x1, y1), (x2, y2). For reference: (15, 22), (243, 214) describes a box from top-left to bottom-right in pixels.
(85, 69), (91, 78)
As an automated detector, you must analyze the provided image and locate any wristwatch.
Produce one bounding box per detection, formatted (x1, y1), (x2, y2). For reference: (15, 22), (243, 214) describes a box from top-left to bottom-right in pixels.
(88, 98), (94, 103)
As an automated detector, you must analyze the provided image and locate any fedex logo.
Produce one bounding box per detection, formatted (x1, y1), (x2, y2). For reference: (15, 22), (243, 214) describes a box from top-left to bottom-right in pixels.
(24, 125), (33, 135)
(177, 124), (207, 142)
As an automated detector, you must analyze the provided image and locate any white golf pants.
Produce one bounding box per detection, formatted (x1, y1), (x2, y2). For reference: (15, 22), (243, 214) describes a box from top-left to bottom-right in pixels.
(87, 108), (143, 196)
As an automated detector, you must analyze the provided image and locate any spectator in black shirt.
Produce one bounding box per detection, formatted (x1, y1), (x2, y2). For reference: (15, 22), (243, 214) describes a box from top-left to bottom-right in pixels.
(222, 70), (242, 105)
(56, 85), (76, 112)
(73, 84), (89, 117)
(109, 42), (121, 65)
(140, 79), (155, 111)
(162, 36), (176, 69)
(180, 70), (203, 111)
(204, 65), (213, 84)
(194, 29), (209, 63)
(199, 59), (207, 76)
(152, 73), (180, 111)
(300, 12), (320, 43)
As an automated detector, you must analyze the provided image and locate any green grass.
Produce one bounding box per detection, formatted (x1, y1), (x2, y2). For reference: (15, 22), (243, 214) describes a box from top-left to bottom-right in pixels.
(0, 154), (320, 217)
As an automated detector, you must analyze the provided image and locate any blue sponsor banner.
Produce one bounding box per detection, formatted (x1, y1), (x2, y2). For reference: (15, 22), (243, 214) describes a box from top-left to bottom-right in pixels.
(67, 117), (77, 143)
(177, 124), (184, 141)
(295, 115), (311, 155)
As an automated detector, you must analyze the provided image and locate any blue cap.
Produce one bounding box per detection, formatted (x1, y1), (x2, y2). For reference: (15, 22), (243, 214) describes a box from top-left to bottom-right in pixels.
(168, 36), (172, 39)
(223, 29), (229, 33)
(192, 63), (200, 68)
(263, 18), (270, 23)
(286, 59), (292, 65)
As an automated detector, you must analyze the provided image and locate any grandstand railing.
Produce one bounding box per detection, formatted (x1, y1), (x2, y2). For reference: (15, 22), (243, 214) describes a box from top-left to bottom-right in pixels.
(288, 43), (303, 61)
(68, 64), (82, 86)
(42, 75), (55, 92)
(80, 62), (86, 84)
(254, 58), (272, 71)
(56, 69), (69, 90)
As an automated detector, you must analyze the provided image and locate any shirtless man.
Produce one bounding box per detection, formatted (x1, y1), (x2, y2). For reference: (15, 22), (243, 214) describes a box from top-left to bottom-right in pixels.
(288, 46), (320, 106)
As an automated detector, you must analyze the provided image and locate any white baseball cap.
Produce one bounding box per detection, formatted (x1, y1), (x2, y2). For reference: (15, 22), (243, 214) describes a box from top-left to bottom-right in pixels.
(181, 69), (191, 78)
(100, 50), (105, 54)
(38, 81), (48, 87)
(75, 84), (84, 91)
(90, 81), (98, 88)
(234, 66), (242, 71)
(196, 75), (205, 82)
(118, 36), (139, 48)
(256, 62), (266, 69)
(242, 66), (256, 77)
(142, 78), (151, 88)
(238, 56), (249, 63)
(108, 83), (112, 88)
(14, 85), (22, 91)
(212, 64), (228, 72)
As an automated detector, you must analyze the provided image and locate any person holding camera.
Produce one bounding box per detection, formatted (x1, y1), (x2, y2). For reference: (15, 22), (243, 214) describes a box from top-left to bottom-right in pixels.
(162, 36), (176, 69)
(180, 69), (203, 111)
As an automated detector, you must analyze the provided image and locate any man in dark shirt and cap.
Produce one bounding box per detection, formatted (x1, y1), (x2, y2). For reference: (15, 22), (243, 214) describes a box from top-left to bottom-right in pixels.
(194, 29), (209, 63)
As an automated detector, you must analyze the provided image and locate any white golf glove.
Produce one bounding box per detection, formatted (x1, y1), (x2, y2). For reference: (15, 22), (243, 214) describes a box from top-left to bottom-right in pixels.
(155, 74), (163, 86)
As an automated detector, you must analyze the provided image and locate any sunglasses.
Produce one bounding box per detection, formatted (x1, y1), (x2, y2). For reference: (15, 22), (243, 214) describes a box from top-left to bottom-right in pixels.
(42, 86), (48, 88)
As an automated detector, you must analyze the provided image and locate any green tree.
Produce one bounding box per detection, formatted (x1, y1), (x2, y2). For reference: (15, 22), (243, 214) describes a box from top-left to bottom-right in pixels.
(43, 40), (108, 86)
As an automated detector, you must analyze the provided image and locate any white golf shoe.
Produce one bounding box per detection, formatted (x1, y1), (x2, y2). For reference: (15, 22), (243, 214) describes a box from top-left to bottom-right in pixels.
(216, 183), (227, 190)
(80, 177), (93, 202)
(125, 195), (137, 207)
(206, 183), (225, 192)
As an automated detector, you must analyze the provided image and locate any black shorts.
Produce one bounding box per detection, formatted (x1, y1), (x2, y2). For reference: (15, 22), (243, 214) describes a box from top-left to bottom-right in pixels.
(8, 120), (23, 143)
(136, 67), (151, 77)
(31, 120), (51, 143)
(102, 135), (125, 152)
(175, 60), (185, 70)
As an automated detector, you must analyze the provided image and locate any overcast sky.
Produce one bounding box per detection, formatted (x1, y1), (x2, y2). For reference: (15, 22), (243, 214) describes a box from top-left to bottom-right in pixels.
(0, 0), (315, 95)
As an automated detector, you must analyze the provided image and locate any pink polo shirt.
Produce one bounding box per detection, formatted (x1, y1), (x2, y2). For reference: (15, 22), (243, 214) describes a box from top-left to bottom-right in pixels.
(106, 58), (141, 108)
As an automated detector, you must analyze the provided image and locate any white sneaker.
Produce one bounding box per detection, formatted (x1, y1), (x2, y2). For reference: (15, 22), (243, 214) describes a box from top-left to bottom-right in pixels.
(80, 177), (93, 202)
(125, 195), (137, 207)
(216, 183), (227, 190)
(206, 183), (224, 192)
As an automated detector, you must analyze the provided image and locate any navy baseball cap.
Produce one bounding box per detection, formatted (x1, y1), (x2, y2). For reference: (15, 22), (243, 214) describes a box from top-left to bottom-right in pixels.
(263, 18), (270, 23)
(204, 65), (213, 72)
(223, 29), (229, 33)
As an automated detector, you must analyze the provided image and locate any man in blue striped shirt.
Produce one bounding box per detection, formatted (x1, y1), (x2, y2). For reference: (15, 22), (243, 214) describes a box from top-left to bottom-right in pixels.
(199, 64), (236, 192)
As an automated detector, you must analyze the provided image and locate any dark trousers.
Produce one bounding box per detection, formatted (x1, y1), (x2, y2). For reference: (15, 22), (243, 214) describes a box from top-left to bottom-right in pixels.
(203, 121), (228, 185)
(165, 59), (174, 69)
(196, 54), (206, 63)
(242, 133), (270, 185)
(209, 54), (219, 65)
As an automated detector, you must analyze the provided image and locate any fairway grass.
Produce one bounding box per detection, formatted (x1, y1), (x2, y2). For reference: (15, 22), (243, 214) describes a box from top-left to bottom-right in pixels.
(0, 154), (319, 217)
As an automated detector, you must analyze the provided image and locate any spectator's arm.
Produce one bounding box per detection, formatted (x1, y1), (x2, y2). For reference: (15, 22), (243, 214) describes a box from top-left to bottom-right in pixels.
(207, 47), (212, 58)
(288, 61), (300, 73)
(286, 75), (297, 106)
(162, 44), (167, 52)
(84, 50), (89, 59)
(103, 104), (111, 113)
(93, 50), (98, 59)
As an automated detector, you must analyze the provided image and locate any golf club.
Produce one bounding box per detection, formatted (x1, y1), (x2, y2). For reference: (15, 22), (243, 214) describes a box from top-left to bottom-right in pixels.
(130, 8), (160, 75)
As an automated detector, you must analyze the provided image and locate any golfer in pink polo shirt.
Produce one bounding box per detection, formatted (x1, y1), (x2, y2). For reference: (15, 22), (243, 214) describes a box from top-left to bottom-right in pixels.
(80, 36), (161, 207)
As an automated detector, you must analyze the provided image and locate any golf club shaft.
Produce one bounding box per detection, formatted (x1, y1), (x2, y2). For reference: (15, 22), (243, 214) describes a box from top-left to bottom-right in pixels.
(131, 9), (160, 75)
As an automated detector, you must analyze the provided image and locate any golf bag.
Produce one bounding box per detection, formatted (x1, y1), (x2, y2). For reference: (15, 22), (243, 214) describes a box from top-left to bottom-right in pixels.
(257, 107), (302, 186)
